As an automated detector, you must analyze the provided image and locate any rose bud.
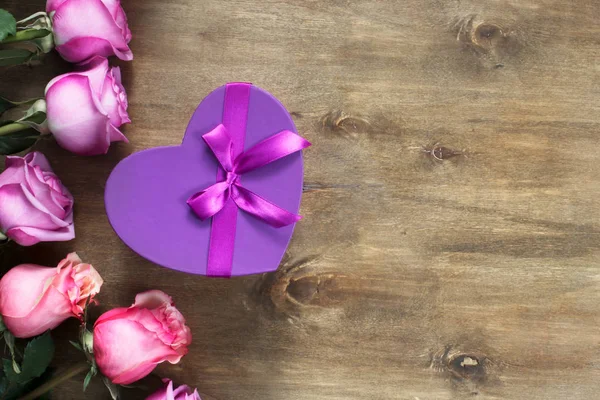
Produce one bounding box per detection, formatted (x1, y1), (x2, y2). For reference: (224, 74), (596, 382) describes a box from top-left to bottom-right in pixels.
(0, 253), (103, 338)
(47, 0), (132, 63)
(0, 152), (74, 246)
(45, 56), (130, 156)
(146, 379), (201, 400)
(93, 290), (192, 385)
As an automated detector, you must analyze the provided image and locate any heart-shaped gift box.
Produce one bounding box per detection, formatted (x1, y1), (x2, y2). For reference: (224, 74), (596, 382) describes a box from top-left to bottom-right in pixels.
(104, 83), (309, 277)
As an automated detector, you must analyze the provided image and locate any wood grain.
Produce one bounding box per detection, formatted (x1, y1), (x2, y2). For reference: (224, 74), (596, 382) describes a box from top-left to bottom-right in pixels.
(2, 0), (600, 399)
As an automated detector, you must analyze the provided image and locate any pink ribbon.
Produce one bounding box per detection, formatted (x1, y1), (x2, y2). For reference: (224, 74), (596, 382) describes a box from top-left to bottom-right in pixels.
(187, 83), (311, 277)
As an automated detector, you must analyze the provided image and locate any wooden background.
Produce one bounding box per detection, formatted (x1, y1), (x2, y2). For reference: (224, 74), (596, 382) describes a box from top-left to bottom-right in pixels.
(1, 0), (600, 398)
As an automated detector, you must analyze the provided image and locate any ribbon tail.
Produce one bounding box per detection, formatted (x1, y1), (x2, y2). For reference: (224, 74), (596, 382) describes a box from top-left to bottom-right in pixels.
(234, 130), (311, 174)
(232, 185), (302, 228)
(187, 181), (231, 220)
(202, 124), (234, 171)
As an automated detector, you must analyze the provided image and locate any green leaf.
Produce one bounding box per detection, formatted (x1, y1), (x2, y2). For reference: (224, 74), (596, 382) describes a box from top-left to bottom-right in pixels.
(102, 376), (119, 400)
(83, 368), (95, 392)
(0, 9), (17, 42)
(17, 110), (46, 133)
(2, 366), (55, 400)
(69, 340), (83, 352)
(0, 375), (7, 394)
(0, 97), (40, 116)
(0, 97), (17, 115)
(0, 316), (6, 334)
(19, 331), (54, 383)
(0, 122), (40, 155)
(3, 330), (20, 375)
(0, 48), (36, 67)
(2, 358), (18, 382)
(4, 332), (55, 385)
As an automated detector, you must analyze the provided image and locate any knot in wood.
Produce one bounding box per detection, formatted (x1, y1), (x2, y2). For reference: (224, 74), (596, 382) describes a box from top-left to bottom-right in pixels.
(448, 353), (486, 382)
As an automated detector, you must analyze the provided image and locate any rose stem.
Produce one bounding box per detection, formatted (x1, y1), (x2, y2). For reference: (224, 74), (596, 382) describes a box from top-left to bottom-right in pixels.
(1, 29), (51, 44)
(0, 122), (30, 136)
(17, 361), (90, 400)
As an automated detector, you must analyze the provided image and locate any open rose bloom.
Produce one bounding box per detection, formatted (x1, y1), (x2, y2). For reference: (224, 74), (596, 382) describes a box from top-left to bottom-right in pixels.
(146, 379), (201, 400)
(94, 290), (192, 385)
(0, 152), (74, 246)
(46, 56), (130, 156)
(47, 0), (132, 63)
(0, 253), (103, 338)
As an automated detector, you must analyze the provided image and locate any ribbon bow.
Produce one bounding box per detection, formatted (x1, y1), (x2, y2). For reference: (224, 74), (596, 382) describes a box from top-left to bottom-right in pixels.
(187, 124), (310, 227)
(186, 83), (310, 277)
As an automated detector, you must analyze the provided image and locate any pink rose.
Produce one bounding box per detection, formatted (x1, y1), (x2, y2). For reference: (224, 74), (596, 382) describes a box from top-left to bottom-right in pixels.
(146, 379), (201, 400)
(47, 0), (132, 63)
(0, 152), (74, 246)
(0, 253), (103, 338)
(93, 290), (192, 385)
(45, 56), (130, 156)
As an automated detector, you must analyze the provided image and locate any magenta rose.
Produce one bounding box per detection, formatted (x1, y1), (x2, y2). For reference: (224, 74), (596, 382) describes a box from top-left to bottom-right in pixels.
(45, 56), (130, 156)
(146, 380), (201, 400)
(93, 290), (192, 385)
(0, 253), (103, 338)
(0, 152), (74, 246)
(47, 0), (132, 63)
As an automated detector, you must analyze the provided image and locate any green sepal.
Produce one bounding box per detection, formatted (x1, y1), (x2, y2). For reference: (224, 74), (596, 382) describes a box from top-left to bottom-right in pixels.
(0, 120), (41, 155)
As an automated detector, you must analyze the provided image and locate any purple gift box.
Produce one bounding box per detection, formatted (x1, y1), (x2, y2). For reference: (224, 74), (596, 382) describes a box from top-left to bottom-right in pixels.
(105, 83), (310, 277)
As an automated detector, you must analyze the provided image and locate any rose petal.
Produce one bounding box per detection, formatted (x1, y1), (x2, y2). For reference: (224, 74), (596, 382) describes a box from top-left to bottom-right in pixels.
(46, 56), (109, 98)
(145, 380), (175, 400)
(55, 36), (133, 64)
(94, 319), (182, 384)
(134, 290), (173, 309)
(2, 286), (74, 338)
(108, 124), (128, 144)
(0, 158), (26, 187)
(71, 262), (103, 310)
(46, 0), (68, 12)
(114, 6), (132, 42)
(6, 223), (74, 246)
(0, 264), (77, 338)
(113, 363), (157, 386)
(101, 72), (129, 127)
(0, 184), (70, 232)
(24, 152), (53, 171)
(52, 0), (128, 49)
(94, 307), (128, 327)
(3, 157), (71, 221)
(23, 166), (68, 219)
(0, 265), (57, 318)
(46, 74), (113, 155)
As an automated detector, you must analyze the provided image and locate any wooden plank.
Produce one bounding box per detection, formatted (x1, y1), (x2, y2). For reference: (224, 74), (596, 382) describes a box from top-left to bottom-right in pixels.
(1, 0), (600, 398)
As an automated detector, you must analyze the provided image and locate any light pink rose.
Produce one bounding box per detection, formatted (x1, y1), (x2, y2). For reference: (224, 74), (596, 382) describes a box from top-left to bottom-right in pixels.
(146, 379), (201, 400)
(0, 253), (103, 338)
(47, 0), (132, 63)
(93, 290), (192, 385)
(0, 152), (74, 246)
(45, 56), (130, 156)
